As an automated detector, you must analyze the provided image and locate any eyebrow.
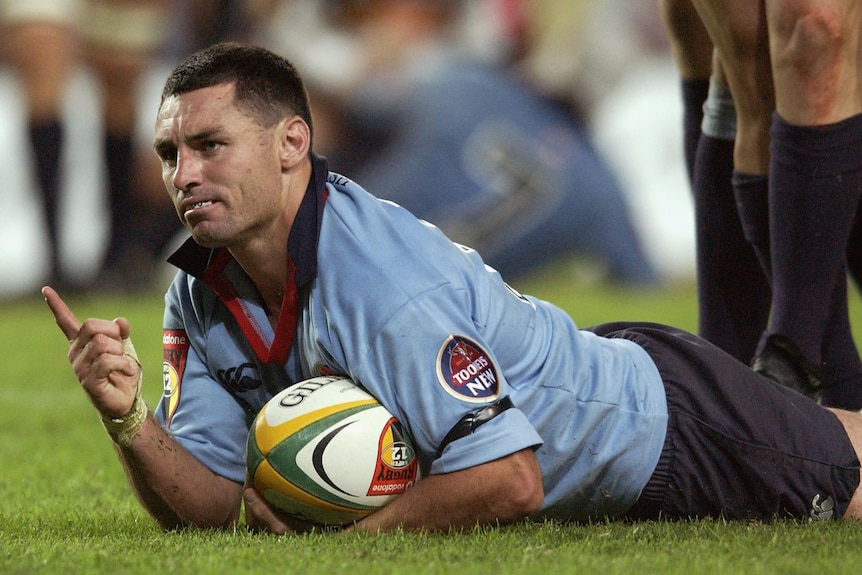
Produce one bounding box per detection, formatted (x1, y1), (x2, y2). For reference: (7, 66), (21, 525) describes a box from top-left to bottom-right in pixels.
(153, 127), (224, 158)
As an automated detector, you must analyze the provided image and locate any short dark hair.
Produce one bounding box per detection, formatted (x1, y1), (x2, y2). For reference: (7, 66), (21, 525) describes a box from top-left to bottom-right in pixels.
(160, 42), (314, 139)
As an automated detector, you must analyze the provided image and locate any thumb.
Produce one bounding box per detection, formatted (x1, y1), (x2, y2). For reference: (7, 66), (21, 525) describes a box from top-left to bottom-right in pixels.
(112, 317), (140, 376)
(114, 317), (132, 341)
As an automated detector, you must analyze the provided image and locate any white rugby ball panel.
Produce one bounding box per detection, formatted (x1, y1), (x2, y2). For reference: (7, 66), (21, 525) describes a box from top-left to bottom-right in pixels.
(246, 376), (421, 526)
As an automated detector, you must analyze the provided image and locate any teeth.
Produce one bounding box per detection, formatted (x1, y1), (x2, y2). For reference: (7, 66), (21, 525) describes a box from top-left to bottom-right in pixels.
(184, 200), (212, 219)
(184, 201), (212, 214)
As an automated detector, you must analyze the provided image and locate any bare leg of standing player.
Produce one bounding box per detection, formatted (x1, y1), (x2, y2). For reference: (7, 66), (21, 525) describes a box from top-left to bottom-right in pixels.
(690, 0), (862, 409)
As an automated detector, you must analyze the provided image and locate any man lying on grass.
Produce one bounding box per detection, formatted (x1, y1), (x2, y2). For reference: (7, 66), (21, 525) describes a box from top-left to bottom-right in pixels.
(45, 42), (862, 532)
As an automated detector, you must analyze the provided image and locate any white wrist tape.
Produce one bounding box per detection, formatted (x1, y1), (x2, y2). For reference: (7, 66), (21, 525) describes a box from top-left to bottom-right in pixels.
(101, 337), (147, 447)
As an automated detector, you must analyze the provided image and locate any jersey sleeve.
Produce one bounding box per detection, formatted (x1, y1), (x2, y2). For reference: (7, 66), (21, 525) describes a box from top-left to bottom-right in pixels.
(430, 407), (541, 475)
(155, 275), (249, 484)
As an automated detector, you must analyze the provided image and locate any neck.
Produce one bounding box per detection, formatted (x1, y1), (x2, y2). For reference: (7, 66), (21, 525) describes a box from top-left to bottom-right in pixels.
(239, 157), (314, 319)
(230, 236), (289, 322)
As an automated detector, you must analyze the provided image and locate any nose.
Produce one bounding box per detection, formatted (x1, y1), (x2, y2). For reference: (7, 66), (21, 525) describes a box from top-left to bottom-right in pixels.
(172, 147), (202, 193)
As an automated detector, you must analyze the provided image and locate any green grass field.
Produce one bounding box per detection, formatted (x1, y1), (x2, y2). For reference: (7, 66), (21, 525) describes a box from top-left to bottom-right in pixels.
(2, 267), (862, 574)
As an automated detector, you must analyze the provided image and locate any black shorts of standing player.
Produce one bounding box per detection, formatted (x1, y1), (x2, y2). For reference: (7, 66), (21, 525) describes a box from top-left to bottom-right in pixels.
(586, 322), (860, 522)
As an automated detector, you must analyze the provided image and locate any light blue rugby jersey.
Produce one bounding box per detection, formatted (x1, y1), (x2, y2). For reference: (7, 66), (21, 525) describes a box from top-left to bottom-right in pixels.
(156, 155), (668, 522)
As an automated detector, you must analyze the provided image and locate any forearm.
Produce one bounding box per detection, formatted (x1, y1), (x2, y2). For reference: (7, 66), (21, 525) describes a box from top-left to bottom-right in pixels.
(114, 414), (243, 530)
(351, 448), (544, 533)
(41, 289), (243, 529)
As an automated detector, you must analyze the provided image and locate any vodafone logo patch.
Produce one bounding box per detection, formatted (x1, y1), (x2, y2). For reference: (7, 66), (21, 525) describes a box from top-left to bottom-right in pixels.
(436, 335), (500, 403)
(162, 329), (189, 426)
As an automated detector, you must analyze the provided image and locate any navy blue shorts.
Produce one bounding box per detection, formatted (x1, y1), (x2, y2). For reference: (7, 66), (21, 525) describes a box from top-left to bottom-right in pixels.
(586, 322), (860, 521)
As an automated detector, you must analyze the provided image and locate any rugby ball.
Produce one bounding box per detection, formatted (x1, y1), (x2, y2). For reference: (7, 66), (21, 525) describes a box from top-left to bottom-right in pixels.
(246, 376), (421, 526)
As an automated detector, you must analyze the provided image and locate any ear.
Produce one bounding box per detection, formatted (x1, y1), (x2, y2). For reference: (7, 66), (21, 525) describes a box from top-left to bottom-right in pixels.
(277, 116), (311, 170)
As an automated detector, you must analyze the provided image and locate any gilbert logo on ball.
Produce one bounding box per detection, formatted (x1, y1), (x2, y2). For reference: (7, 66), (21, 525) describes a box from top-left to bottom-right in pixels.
(247, 376), (420, 526)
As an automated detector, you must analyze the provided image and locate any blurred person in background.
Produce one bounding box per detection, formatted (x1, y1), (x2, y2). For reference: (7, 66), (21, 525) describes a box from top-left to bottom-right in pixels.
(260, 0), (658, 284)
(515, 0), (698, 281)
(0, 0), (168, 293)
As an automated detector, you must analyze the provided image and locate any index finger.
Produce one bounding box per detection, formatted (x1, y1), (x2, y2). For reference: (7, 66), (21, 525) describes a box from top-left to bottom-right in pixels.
(42, 286), (82, 341)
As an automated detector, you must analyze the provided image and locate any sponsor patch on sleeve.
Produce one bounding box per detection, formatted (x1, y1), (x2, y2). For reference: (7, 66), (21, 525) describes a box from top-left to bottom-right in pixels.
(162, 329), (189, 426)
(436, 335), (500, 403)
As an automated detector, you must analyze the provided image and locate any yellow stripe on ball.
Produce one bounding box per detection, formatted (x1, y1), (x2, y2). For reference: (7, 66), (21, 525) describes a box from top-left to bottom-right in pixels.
(253, 399), (378, 455)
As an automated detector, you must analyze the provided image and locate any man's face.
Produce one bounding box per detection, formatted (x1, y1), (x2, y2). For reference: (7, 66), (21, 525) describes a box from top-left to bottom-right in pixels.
(154, 82), (287, 249)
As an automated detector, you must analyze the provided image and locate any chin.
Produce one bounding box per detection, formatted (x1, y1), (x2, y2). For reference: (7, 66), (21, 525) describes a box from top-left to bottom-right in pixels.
(189, 229), (226, 249)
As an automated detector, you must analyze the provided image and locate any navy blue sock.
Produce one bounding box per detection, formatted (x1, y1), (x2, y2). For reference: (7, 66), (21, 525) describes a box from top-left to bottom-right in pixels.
(769, 112), (862, 408)
(102, 132), (135, 270)
(681, 78), (710, 185)
(731, 172), (772, 284)
(694, 137), (770, 362)
(29, 119), (64, 277)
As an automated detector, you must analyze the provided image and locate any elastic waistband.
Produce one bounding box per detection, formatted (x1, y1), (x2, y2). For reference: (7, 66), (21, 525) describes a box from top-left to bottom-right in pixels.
(623, 415), (674, 520)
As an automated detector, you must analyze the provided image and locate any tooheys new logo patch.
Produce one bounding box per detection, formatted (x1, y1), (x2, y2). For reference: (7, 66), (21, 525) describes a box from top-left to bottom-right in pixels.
(436, 335), (500, 403)
(162, 329), (189, 426)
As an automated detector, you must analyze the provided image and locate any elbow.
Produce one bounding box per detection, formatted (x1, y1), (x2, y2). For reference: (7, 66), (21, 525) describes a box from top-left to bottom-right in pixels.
(501, 449), (544, 521)
(516, 461), (545, 518)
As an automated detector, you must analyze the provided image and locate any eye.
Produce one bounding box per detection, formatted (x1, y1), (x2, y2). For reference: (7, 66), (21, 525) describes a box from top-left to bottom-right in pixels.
(155, 143), (177, 165)
(202, 140), (222, 153)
